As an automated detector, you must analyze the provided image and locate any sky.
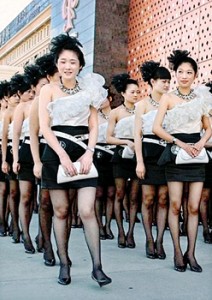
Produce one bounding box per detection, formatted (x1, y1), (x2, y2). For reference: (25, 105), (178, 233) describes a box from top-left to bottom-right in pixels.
(0, 0), (32, 32)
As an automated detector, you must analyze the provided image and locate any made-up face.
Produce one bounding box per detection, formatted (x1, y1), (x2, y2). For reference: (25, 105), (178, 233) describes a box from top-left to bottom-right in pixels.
(122, 83), (141, 104)
(8, 93), (20, 106)
(152, 78), (170, 94)
(57, 50), (81, 81)
(35, 78), (49, 96)
(176, 62), (196, 88)
(20, 89), (35, 102)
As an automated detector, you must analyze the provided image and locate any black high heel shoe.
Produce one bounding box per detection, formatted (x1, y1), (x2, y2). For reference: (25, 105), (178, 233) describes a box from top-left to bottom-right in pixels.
(146, 242), (157, 259)
(23, 239), (35, 254)
(91, 269), (112, 287)
(105, 227), (114, 240)
(173, 257), (186, 272)
(43, 250), (56, 267)
(35, 235), (44, 253)
(203, 231), (212, 244)
(183, 253), (202, 272)
(126, 234), (136, 249)
(58, 264), (71, 285)
(118, 235), (126, 248)
(155, 242), (166, 260)
(11, 230), (21, 243)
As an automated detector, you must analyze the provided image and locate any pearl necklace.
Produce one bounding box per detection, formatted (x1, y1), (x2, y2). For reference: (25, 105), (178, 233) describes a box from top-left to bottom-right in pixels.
(60, 80), (81, 95)
(174, 87), (196, 101)
(148, 95), (160, 107)
(123, 103), (135, 114)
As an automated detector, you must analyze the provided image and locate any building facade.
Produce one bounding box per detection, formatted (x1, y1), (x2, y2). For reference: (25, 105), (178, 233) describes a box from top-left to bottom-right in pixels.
(0, 0), (211, 92)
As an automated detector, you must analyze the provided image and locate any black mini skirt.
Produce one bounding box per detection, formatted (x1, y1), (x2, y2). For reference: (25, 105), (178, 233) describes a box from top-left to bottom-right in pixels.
(41, 125), (98, 190)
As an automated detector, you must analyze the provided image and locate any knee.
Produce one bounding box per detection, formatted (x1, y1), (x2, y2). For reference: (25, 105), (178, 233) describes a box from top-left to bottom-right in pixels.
(54, 205), (69, 220)
(170, 201), (181, 215)
(188, 203), (199, 216)
(79, 206), (95, 221)
(158, 193), (168, 208)
(115, 189), (125, 202)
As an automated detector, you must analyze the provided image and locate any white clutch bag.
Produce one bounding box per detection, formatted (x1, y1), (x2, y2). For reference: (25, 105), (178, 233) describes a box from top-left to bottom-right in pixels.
(57, 162), (98, 184)
(176, 148), (209, 164)
(122, 146), (135, 159)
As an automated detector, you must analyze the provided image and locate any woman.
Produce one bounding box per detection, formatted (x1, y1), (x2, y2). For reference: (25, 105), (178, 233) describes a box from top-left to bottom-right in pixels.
(12, 73), (36, 253)
(134, 61), (171, 259)
(38, 34), (111, 286)
(0, 81), (9, 236)
(1, 80), (21, 243)
(199, 82), (212, 244)
(29, 54), (62, 265)
(153, 50), (212, 272)
(95, 85), (115, 240)
(106, 74), (140, 248)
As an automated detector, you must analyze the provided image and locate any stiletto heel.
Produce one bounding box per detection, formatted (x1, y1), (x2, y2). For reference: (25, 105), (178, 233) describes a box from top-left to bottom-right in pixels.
(146, 241), (157, 259)
(91, 269), (112, 287)
(173, 257), (186, 272)
(58, 264), (71, 285)
(183, 252), (202, 273)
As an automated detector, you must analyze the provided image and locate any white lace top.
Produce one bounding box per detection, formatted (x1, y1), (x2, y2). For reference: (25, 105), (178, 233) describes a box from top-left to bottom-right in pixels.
(165, 85), (211, 134)
(114, 115), (135, 139)
(47, 73), (107, 127)
(97, 122), (108, 143)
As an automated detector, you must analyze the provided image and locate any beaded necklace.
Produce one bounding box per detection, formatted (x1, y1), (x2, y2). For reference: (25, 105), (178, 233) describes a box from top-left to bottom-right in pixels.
(174, 87), (196, 101)
(122, 103), (135, 114)
(148, 95), (160, 107)
(99, 110), (109, 120)
(60, 80), (81, 95)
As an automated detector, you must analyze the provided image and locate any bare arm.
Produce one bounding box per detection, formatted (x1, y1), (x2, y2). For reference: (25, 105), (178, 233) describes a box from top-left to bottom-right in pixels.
(29, 97), (42, 178)
(134, 101), (146, 179)
(1, 112), (10, 173)
(106, 109), (133, 146)
(12, 104), (24, 173)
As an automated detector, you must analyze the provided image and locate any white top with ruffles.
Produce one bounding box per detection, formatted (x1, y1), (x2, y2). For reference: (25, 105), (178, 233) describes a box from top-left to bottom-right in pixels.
(47, 73), (107, 127)
(165, 85), (211, 134)
(97, 122), (108, 143)
(114, 115), (135, 139)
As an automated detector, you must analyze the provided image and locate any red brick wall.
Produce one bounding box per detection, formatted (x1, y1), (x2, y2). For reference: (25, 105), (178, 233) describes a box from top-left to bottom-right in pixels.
(128, 0), (212, 96)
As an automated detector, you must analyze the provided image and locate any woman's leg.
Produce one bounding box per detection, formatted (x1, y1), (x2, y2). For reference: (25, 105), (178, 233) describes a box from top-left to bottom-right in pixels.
(19, 180), (35, 252)
(180, 183), (188, 236)
(155, 185), (168, 259)
(200, 188), (211, 243)
(141, 184), (156, 257)
(39, 188), (55, 265)
(167, 181), (185, 270)
(105, 185), (115, 239)
(95, 185), (106, 239)
(8, 179), (20, 242)
(185, 182), (204, 271)
(126, 178), (139, 248)
(78, 187), (111, 286)
(0, 181), (8, 236)
(50, 189), (70, 284)
(114, 178), (127, 247)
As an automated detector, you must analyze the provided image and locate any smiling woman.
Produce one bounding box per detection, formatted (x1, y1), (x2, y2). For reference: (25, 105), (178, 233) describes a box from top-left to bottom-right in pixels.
(0, 0), (32, 32)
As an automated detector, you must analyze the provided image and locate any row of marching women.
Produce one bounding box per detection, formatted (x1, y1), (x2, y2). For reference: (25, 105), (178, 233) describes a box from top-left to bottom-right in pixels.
(0, 34), (212, 287)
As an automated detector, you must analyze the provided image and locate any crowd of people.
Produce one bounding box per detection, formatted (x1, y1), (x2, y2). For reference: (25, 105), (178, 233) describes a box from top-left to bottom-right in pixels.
(0, 34), (212, 286)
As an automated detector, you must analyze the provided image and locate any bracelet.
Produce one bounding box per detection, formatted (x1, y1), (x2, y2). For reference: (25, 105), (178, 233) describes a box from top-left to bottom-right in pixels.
(172, 137), (177, 144)
(86, 146), (95, 153)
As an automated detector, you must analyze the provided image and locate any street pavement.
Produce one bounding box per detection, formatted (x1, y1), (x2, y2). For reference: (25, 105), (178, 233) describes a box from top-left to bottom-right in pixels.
(0, 213), (212, 300)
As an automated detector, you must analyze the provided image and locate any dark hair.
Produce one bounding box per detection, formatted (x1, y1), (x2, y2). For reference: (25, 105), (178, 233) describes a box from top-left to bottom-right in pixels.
(0, 81), (7, 99)
(168, 50), (198, 74)
(24, 64), (46, 87)
(50, 34), (85, 68)
(205, 81), (212, 94)
(0, 80), (10, 98)
(103, 84), (114, 99)
(35, 53), (58, 77)
(10, 73), (31, 95)
(111, 73), (138, 93)
(140, 60), (171, 86)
